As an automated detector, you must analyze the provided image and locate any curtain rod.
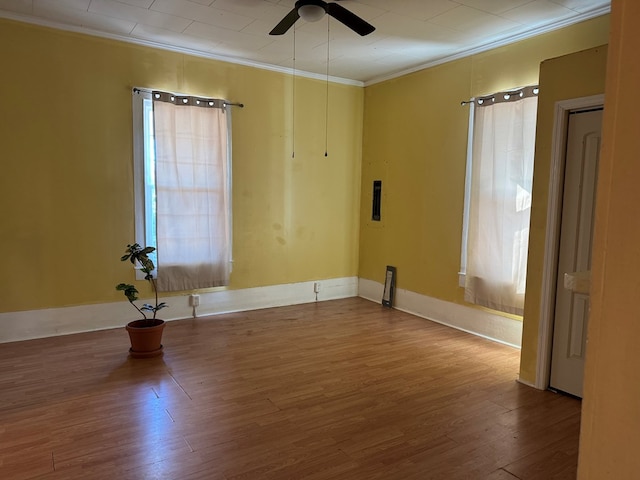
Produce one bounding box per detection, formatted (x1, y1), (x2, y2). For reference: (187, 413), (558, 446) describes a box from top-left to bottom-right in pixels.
(132, 87), (244, 108)
(460, 85), (539, 107)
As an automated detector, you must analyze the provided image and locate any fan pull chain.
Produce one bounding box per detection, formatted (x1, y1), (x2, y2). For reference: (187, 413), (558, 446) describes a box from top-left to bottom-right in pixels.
(291, 27), (296, 158)
(324, 19), (330, 157)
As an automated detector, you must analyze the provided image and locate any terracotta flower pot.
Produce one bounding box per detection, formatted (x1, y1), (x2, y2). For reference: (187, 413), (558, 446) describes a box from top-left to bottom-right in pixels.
(126, 319), (165, 358)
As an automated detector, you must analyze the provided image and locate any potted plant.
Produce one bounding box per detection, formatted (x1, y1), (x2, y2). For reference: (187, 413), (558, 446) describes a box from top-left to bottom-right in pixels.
(116, 243), (167, 357)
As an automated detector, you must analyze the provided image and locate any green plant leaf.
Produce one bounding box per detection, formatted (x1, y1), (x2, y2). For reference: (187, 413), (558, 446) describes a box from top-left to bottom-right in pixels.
(118, 243), (166, 317)
(116, 283), (139, 302)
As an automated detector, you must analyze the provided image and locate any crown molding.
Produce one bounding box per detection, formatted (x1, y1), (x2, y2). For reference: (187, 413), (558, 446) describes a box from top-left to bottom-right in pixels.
(364, 5), (611, 87)
(0, 4), (610, 88)
(0, 12), (364, 87)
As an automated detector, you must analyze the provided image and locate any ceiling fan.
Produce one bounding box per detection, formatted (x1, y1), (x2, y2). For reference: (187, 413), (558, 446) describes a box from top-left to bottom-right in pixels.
(269, 0), (375, 37)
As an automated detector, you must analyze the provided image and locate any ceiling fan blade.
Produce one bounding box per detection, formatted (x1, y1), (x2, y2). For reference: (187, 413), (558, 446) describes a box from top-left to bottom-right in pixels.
(269, 7), (300, 35)
(326, 2), (375, 36)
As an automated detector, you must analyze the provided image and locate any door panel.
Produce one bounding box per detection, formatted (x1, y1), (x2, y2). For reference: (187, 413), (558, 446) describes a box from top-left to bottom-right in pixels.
(549, 108), (602, 397)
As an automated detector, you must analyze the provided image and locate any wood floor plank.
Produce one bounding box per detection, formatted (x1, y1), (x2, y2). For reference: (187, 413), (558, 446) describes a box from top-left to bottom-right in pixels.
(0, 298), (581, 479)
(485, 469), (521, 479)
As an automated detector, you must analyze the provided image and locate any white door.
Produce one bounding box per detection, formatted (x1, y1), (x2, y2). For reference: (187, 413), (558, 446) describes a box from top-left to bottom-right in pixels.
(549, 108), (603, 398)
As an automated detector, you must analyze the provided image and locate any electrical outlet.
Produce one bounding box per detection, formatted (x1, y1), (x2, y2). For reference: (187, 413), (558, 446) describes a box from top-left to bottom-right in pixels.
(314, 282), (321, 293)
(189, 294), (200, 307)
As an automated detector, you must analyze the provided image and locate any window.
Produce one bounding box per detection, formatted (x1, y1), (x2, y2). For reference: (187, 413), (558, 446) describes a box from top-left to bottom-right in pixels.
(132, 89), (233, 292)
(460, 86), (539, 315)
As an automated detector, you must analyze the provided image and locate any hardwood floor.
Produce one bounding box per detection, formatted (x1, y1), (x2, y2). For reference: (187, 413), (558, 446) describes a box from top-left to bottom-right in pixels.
(0, 297), (581, 479)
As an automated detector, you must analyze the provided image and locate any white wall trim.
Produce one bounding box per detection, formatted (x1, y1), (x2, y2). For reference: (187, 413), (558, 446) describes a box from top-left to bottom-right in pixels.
(516, 377), (537, 389)
(364, 6), (610, 86)
(534, 94), (605, 389)
(0, 6), (609, 88)
(0, 11), (363, 87)
(1, 276), (524, 348)
(0, 277), (358, 344)
(358, 278), (522, 348)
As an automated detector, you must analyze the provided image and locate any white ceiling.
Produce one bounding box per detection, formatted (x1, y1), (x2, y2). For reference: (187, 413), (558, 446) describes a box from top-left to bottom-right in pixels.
(0, 0), (610, 85)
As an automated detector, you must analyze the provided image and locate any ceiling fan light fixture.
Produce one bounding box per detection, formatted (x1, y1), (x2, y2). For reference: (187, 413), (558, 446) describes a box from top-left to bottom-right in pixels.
(269, 0), (374, 36)
(298, 4), (326, 22)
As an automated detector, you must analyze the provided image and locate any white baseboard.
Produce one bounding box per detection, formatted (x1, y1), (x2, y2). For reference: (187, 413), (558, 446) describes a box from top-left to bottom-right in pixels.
(0, 277), (358, 344)
(358, 278), (522, 348)
(1, 277), (522, 348)
(516, 377), (537, 389)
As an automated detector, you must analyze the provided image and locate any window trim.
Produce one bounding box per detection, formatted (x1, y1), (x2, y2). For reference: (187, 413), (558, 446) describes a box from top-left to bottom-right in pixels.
(459, 100), (475, 287)
(132, 89), (152, 280)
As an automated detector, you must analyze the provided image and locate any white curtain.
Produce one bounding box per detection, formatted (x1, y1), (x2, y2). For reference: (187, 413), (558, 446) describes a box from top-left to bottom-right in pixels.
(464, 94), (538, 315)
(152, 95), (231, 292)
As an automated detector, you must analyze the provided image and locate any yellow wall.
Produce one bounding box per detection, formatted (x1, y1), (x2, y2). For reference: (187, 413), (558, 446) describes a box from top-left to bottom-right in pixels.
(0, 13), (613, 334)
(359, 16), (610, 307)
(578, 0), (640, 476)
(0, 19), (363, 313)
(519, 45), (609, 384)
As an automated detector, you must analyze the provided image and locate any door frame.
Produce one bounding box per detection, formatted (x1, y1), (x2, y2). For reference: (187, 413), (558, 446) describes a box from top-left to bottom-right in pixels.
(534, 94), (604, 390)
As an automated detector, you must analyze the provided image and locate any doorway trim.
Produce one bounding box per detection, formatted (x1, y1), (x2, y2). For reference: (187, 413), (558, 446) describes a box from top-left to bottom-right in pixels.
(535, 94), (604, 390)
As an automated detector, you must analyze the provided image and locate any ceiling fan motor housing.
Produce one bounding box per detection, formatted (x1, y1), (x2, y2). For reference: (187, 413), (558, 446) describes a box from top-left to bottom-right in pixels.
(270, 0), (375, 36)
(297, 0), (327, 22)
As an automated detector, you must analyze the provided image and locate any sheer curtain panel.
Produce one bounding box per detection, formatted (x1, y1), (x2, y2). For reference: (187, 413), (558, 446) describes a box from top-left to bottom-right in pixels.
(152, 92), (231, 292)
(464, 88), (538, 315)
